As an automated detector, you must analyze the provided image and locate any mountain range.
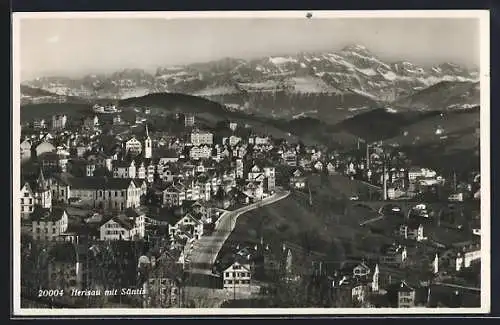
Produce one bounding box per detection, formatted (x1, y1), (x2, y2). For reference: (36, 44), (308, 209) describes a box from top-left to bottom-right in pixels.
(21, 44), (479, 118)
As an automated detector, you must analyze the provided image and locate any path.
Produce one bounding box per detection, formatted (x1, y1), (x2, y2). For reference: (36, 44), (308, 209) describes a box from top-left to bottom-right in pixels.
(434, 282), (481, 292)
(188, 189), (290, 275)
(359, 215), (384, 226)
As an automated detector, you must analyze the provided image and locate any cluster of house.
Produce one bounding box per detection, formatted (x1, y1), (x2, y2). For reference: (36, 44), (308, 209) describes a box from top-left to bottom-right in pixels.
(328, 142), (480, 203)
(20, 110), (481, 308)
(19, 112), (287, 290)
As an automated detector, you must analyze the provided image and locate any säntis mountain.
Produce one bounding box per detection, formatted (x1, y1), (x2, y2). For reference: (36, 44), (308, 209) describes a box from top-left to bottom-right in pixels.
(22, 44), (479, 117)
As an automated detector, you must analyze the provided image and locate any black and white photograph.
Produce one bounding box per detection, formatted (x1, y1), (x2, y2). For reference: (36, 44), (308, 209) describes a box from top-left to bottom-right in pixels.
(12, 11), (490, 315)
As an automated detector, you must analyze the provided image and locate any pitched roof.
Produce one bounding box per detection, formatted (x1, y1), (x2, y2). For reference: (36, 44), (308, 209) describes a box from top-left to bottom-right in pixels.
(397, 280), (415, 292)
(100, 214), (135, 230)
(149, 208), (184, 225)
(66, 176), (136, 190)
(31, 206), (67, 222)
(113, 160), (134, 168)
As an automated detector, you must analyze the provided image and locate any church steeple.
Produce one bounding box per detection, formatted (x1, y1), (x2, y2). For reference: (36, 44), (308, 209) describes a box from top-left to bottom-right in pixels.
(143, 124), (152, 159)
(37, 167), (47, 190)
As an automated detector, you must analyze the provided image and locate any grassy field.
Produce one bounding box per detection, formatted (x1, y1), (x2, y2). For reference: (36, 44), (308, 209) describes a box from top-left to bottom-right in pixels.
(217, 173), (395, 272)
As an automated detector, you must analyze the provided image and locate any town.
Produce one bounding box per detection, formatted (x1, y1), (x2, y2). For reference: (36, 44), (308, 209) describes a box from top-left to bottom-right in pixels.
(19, 104), (481, 309)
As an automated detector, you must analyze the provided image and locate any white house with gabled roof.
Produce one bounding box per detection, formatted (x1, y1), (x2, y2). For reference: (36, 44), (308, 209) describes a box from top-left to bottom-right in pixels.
(223, 261), (252, 289)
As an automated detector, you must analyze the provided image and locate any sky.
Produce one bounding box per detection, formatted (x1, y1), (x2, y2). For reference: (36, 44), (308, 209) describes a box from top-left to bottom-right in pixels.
(17, 15), (481, 81)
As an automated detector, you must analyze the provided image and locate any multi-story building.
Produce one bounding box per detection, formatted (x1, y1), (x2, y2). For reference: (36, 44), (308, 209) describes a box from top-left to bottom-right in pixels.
(455, 247), (481, 271)
(223, 135), (242, 147)
(88, 153), (113, 172)
(20, 182), (35, 219)
(33, 118), (47, 130)
(32, 169), (52, 210)
(31, 207), (69, 241)
(135, 160), (155, 183)
(289, 169), (306, 189)
(190, 130), (213, 146)
(397, 281), (416, 308)
(249, 136), (269, 146)
(40, 152), (69, 173)
(222, 261), (252, 290)
(99, 214), (145, 241)
(162, 184), (186, 207)
(52, 114), (67, 130)
(263, 167), (276, 191)
(235, 159), (244, 179)
(229, 122), (238, 132)
(247, 165), (265, 183)
(189, 145), (212, 160)
(399, 221), (426, 242)
(168, 213), (204, 240)
(184, 114), (195, 127)
(64, 177), (145, 211)
(113, 160), (137, 179)
(141, 254), (182, 308)
(124, 137), (143, 156)
(282, 149), (297, 167)
(86, 163), (97, 177)
(408, 167), (437, 182)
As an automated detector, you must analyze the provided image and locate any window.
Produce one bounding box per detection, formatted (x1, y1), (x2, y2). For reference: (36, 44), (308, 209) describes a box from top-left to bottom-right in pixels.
(99, 191), (103, 198)
(29, 199), (33, 204)
(115, 191), (118, 197)
(44, 228), (48, 234)
(36, 228), (41, 233)
(24, 193), (29, 197)
(232, 272), (235, 277)
(225, 272), (229, 277)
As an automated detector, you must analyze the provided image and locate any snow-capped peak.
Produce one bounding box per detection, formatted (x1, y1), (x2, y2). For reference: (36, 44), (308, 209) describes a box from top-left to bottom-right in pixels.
(268, 56), (298, 65)
(341, 44), (371, 54)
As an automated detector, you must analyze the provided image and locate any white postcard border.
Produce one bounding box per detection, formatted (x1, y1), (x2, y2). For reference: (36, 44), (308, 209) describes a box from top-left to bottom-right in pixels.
(11, 9), (491, 316)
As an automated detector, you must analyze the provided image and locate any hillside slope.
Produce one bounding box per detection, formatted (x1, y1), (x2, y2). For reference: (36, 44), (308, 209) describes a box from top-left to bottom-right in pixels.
(330, 107), (443, 142)
(393, 81), (480, 111)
